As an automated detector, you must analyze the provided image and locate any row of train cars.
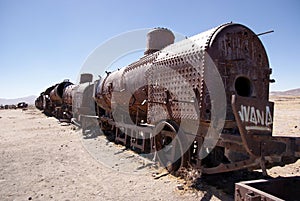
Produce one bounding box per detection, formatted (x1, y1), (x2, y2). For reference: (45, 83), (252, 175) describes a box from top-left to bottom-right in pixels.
(0, 102), (28, 110)
(35, 23), (300, 183)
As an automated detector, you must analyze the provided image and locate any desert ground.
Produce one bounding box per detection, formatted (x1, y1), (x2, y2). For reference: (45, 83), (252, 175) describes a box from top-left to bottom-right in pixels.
(0, 96), (299, 201)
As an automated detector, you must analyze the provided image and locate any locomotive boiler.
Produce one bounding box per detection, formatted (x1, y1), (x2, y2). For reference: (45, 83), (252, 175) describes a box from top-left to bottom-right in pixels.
(35, 84), (58, 116)
(94, 23), (300, 174)
(35, 80), (74, 120)
(35, 92), (44, 110)
(49, 80), (74, 120)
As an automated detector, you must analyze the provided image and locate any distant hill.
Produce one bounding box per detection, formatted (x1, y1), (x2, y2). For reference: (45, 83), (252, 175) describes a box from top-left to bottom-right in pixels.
(270, 88), (300, 96)
(0, 89), (298, 106)
(0, 95), (37, 105)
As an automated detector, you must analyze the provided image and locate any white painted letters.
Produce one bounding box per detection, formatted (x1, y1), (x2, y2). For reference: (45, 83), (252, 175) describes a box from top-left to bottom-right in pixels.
(238, 105), (272, 127)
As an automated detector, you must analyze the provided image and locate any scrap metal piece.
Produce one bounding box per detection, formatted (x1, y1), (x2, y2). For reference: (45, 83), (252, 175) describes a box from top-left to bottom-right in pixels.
(235, 176), (300, 201)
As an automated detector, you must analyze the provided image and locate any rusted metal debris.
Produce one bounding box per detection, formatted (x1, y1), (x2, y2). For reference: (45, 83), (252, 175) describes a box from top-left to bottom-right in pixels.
(235, 176), (300, 201)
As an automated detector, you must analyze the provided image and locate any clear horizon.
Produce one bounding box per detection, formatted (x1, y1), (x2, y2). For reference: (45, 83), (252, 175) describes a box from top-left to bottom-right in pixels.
(1, 0), (300, 99)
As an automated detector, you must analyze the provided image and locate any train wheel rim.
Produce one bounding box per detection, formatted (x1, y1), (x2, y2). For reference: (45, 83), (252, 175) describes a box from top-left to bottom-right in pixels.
(154, 121), (184, 173)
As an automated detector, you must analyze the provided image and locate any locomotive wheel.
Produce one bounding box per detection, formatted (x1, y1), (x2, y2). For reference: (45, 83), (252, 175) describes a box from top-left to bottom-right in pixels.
(154, 121), (186, 173)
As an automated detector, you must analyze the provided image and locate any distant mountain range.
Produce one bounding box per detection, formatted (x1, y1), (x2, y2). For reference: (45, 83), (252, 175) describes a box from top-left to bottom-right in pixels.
(0, 95), (37, 105)
(270, 88), (300, 96)
(0, 88), (299, 106)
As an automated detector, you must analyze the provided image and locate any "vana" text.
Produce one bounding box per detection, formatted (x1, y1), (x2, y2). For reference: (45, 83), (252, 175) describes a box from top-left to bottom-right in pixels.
(238, 105), (273, 126)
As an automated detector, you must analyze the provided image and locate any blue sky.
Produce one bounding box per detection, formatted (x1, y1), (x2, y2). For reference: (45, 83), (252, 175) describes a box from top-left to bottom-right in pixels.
(0, 0), (299, 98)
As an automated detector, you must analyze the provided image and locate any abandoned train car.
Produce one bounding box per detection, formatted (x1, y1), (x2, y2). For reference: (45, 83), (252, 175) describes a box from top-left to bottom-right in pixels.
(36, 23), (300, 174)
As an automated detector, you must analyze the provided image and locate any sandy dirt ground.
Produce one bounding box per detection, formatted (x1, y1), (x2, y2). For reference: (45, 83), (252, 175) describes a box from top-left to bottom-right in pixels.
(0, 96), (299, 201)
(268, 96), (300, 177)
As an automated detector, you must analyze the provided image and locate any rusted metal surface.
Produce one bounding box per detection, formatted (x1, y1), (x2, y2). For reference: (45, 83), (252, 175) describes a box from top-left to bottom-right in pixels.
(72, 79), (96, 133)
(72, 83), (95, 117)
(41, 84), (57, 116)
(79, 73), (93, 84)
(49, 80), (73, 104)
(145, 28), (175, 54)
(95, 53), (158, 124)
(235, 176), (300, 201)
(35, 80), (73, 119)
(35, 93), (44, 110)
(49, 80), (73, 120)
(62, 84), (75, 106)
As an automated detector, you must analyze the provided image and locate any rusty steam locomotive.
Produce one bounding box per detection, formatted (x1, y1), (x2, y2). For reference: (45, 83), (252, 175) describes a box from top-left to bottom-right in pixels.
(35, 23), (300, 174)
